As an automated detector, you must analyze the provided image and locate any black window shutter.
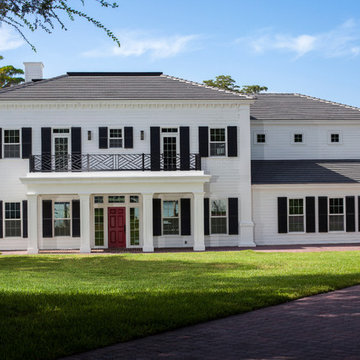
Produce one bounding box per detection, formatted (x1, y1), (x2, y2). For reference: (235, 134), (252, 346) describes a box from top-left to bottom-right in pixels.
(99, 127), (108, 149)
(124, 127), (133, 148)
(71, 127), (82, 171)
(180, 127), (190, 170)
(305, 197), (316, 233)
(227, 126), (238, 157)
(42, 200), (53, 238)
(0, 201), (3, 238)
(228, 198), (239, 235)
(41, 127), (51, 171)
(346, 196), (355, 232)
(181, 198), (191, 235)
(277, 197), (287, 233)
(204, 198), (210, 235)
(153, 198), (162, 236)
(0, 128), (2, 159)
(72, 199), (80, 237)
(198, 127), (209, 157)
(150, 127), (160, 171)
(318, 196), (328, 233)
(22, 128), (32, 159)
(22, 200), (28, 238)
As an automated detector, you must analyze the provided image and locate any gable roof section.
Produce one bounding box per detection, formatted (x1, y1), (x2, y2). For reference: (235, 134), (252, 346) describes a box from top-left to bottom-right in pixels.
(252, 160), (360, 184)
(251, 93), (360, 120)
(0, 72), (252, 101)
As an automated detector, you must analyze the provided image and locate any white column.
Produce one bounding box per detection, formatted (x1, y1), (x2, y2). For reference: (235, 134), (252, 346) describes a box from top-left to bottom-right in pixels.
(27, 193), (39, 254)
(238, 105), (256, 247)
(142, 193), (154, 252)
(193, 192), (205, 251)
(79, 194), (91, 253)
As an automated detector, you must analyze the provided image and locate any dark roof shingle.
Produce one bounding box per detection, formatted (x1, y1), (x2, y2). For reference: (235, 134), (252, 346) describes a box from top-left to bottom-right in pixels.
(251, 93), (360, 121)
(252, 160), (360, 184)
(0, 72), (251, 101)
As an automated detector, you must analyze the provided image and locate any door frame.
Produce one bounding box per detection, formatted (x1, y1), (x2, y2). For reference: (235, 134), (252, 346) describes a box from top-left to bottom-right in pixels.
(91, 194), (143, 249)
(52, 128), (71, 170)
(160, 127), (179, 170)
(107, 206), (126, 248)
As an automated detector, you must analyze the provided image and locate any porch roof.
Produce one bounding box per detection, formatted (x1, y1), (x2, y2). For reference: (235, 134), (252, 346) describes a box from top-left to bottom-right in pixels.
(20, 170), (211, 195)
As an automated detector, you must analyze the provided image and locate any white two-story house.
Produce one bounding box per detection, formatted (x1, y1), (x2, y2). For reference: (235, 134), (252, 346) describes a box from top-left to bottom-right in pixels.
(1, 63), (360, 253)
(0, 63), (254, 253)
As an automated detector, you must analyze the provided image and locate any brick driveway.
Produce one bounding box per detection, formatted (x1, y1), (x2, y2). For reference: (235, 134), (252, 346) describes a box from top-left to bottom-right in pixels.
(62, 285), (360, 360)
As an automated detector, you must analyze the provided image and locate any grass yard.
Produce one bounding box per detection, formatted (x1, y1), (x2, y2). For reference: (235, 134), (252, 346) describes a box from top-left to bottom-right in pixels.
(1, 251), (360, 359)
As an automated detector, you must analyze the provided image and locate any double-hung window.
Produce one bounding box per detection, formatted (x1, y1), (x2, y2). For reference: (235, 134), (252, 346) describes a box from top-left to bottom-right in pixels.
(109, 129), (123, 148)
(288, 199), (304, 232)
(162, 200), (179, 235)
(329, 198), (344, 231)
(209, 128), (226, 156)
(4, 130), (20, 158)
(54, 202), (71, 236)
(5, 202), (21, 237)
(210, 199), (227, 234)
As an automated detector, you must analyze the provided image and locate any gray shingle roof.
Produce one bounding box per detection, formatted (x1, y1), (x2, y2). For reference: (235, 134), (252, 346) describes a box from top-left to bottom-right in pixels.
(252, 160), (360, 184)
(0, 72), (251, 101)
(251, 93), (360, 120)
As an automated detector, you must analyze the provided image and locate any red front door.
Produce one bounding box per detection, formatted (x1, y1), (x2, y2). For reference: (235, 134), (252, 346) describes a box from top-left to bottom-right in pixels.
(108, 207), (126, 248)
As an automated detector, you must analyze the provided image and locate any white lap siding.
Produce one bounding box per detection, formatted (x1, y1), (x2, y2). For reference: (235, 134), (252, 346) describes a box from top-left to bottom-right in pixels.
(251, 121), (360, 160)
(252, 184), (360, 245)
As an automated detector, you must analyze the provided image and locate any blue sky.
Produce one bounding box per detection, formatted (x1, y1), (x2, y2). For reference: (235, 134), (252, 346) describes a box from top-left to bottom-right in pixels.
(1, 0), (360, 106)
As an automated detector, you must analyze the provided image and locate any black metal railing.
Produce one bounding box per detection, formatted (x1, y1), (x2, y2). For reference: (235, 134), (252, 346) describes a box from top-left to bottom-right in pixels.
(29, 153), (201, 172)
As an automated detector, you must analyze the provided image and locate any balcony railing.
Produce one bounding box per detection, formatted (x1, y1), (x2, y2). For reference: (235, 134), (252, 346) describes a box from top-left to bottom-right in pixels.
(29, 153), (201, 172)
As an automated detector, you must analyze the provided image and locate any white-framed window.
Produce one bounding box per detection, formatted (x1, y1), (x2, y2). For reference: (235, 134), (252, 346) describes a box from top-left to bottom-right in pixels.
(162, 200), (179, 235)
(109, 128), (123, 148)
(254, 131), (266, 144)
(108, 195), (125, 203)
(54, 202), (71, 236)
(288, 198), (305, 232)
(4, 202), (21, 237)
(292, 133), (304, 144)
(94, 208), (104, 246)
(130, 207), (140, 245)
(210, 199), (227, 234)
(328, 131), (342, 144)
(4, 129), (21, 158)
(329, 198), (345, 232)
(209, 128), (226, 156)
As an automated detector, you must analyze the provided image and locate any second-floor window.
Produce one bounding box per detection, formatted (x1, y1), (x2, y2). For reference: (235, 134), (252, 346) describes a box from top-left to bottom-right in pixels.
(109, 128), (123, 148)
(4, 130), (20, 158)
(209, 128), (226, 156)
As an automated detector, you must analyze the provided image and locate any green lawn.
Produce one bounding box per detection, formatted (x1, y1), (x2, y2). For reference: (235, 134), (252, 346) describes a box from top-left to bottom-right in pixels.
(1, 251), (360, 360)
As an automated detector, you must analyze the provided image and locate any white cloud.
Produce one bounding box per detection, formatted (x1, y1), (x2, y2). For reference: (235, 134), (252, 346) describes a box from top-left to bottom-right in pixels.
(0, 26), (24, 51)
(83, 30), (199, 59)
(236, 19), (360, 58)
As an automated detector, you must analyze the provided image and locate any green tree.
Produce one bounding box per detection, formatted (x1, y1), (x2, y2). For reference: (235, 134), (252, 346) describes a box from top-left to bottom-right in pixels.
(240, 85), (268, 94)
(203, 75), (268, 95)
(203, 75), (240, 92)
(0, 0), (120, 51)
(0, 56), (24, 88)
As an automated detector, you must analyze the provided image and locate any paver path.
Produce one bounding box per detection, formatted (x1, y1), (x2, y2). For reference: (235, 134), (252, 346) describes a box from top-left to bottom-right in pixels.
(62, 285), (360, 360)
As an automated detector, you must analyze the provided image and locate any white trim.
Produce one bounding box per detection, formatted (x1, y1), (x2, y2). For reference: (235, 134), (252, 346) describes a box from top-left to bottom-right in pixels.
(209, 127), (227, 157)
(327, 130), (342, 145)
(291, 131), (305, 145)
(328, 197), (346, 232)
(253, 130), (267, 144)
(209, 198), (228, 235)
(3, 128), (21, 159)
(287, 197), (305, 234)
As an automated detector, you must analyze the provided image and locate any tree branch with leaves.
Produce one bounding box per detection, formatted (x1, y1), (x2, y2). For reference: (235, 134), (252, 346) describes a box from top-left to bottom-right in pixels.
(0, 56), (24, 88)
(0, 0), (120, 51)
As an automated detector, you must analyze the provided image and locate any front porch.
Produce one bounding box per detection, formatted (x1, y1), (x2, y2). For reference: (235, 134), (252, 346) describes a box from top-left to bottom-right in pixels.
(20, 171), (211, 253)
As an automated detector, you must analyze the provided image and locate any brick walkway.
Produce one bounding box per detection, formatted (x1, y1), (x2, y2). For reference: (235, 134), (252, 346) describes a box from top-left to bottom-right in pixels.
(62, 285), (360, 360)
